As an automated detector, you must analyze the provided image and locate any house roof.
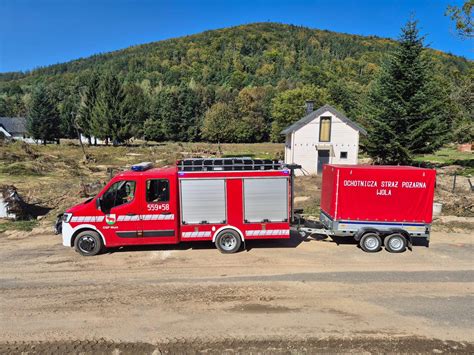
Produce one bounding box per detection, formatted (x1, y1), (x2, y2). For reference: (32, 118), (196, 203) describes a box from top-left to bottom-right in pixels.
(280, 104), (367, 136)
(0, 117), (27, 135)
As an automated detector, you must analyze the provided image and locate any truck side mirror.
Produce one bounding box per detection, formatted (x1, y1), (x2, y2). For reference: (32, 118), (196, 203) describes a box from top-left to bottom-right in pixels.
(96, 197), (102, 211)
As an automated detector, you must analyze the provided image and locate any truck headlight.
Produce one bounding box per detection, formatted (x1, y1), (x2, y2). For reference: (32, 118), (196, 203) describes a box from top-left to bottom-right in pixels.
(62, 213), (73, 223)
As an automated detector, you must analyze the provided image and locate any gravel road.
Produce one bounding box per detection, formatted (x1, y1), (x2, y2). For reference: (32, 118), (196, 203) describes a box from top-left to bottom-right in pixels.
(0, 224), (472, 353)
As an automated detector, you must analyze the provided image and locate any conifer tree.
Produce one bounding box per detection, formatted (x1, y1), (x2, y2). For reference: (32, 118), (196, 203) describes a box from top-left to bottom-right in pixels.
(121, 83), (148, 140)
(27, 85), (61, 144)
(77, 72), (100, 144)
(91, 72), (126, 145)
(365, 19), (450, 164)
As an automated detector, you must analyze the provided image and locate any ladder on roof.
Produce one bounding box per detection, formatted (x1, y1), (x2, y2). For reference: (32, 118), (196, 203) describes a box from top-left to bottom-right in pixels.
(177, 157), (285, 172)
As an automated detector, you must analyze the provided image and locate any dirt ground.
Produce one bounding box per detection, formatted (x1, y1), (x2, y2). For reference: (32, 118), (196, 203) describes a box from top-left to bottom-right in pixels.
(0, 221), (472, 354)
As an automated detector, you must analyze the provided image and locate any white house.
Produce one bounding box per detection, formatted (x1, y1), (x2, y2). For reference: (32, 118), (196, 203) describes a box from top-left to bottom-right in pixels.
(282, 103), (367, 175)
(0, 117), (34, 143)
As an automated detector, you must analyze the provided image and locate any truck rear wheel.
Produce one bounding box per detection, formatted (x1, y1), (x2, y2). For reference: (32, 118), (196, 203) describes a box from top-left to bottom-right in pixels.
(385, 233), (407, 253)
(74, 230), (104, 256)
(215, 229), (242, 254)
(359, 232), (382, 253)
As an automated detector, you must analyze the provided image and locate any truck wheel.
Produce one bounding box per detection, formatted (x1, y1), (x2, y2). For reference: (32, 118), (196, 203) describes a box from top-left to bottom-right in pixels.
(385, 233), (407, 253)
(74, 230), (104, 256)
(215, 229), (242, 254)
(360, 233), (382, 253)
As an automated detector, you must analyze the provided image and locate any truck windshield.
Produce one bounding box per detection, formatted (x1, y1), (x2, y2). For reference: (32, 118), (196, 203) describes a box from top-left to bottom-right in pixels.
(101, 180), (136, 211)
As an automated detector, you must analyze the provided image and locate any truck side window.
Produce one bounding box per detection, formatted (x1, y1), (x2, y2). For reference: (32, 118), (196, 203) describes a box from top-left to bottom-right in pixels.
(102, 180), (136, 211)
(146, 179), (169, 202)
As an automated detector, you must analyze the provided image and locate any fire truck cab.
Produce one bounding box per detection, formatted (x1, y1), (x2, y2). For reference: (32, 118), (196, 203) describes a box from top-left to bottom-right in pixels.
(61, 159), (294, 256)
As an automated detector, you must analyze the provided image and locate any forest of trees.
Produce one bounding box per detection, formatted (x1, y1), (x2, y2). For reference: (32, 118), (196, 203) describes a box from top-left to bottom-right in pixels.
(0, 22), (472, 156)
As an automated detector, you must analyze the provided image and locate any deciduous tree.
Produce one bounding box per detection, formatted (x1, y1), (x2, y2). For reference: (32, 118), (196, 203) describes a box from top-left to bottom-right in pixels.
(270, 85), (329, 142)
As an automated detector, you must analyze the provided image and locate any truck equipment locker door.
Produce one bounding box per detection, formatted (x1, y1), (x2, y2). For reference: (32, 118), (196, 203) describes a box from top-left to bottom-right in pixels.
(243, 178), (288, 223)
(140, 178), (179, 245)
(180, 179), (226, 225)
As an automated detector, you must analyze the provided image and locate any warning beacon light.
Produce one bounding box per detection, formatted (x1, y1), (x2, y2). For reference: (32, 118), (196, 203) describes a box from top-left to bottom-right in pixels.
(131, 162), (154, 171)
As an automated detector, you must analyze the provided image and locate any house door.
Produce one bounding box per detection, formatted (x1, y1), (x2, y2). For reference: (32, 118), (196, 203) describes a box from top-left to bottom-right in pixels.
(317, 150), (330, 174)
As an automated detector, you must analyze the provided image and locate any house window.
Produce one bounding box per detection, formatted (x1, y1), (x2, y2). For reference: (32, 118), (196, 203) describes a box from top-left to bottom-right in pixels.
(340, 151), (348, 159)
(319, 117), (331, 142)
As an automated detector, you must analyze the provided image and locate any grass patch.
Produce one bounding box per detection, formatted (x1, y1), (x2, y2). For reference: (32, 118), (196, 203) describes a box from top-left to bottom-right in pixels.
(0, 220), (39, 233)
(414, 147), (473, 176)
(414, 147), (473, 164)
(0, 162), (44, 176)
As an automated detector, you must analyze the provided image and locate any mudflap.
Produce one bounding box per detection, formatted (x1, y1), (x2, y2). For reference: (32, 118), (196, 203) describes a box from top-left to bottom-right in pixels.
(407, 235), (413, 252)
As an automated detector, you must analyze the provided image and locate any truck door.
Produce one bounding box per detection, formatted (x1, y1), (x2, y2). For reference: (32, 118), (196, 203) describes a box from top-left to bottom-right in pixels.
(99, 179), (142, 244)
(140, 178), (178, 244)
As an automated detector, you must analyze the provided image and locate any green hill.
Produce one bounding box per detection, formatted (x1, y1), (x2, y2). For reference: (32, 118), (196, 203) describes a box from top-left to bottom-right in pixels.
(1, 23), (469, 85)
(0, 22), (471, 143)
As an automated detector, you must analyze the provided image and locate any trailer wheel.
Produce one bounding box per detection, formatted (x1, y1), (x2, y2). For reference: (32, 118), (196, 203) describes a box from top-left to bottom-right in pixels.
(74, 230), (104, 256)
(359, 232), (382, 253)
(385, 233), (407, 253)
(215, 229), (242, 254)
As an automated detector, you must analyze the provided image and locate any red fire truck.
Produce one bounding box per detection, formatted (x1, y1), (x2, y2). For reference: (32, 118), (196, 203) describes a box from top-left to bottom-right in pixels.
(60, 159), (295, 256)
(58, 159), (436, 256)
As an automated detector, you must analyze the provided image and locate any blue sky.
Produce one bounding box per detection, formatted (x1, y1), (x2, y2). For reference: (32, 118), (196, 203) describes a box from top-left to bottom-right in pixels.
(0, 0), (472, 73)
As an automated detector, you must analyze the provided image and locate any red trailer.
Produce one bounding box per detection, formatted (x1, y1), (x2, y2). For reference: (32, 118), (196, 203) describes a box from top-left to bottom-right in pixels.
(298, 164), (436, 252)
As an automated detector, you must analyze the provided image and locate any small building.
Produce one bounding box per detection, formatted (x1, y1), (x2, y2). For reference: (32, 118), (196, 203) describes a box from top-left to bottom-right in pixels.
(281, 103), (367, 175)
(0, 117), (33, 143)
(80, 134), (105, 146)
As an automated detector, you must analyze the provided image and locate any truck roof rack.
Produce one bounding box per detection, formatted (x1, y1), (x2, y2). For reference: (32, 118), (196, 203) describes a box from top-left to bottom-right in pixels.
(177, 158), (285, 172)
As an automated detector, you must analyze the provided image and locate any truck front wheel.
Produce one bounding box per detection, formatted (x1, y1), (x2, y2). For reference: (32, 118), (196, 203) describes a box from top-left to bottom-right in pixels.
(74, 230), (104, 256)
(359, 233), (382, 253)
(215, 229), (242, 254)
(384, 233), (407, 253)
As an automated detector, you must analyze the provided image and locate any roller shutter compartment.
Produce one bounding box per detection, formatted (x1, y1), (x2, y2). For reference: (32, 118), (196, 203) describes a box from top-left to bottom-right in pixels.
(180, 179), (226, 224)
(244, 178), (288, 223)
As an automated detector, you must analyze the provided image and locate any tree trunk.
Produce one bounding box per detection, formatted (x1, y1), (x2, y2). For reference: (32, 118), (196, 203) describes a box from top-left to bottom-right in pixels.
(43, 139), (46, 146)
(76, 127), (88, 161)
(217, 140), (222, 157)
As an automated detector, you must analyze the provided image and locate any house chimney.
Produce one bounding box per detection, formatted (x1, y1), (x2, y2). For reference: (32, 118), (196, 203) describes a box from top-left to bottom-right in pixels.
(305, 100), (315, 114)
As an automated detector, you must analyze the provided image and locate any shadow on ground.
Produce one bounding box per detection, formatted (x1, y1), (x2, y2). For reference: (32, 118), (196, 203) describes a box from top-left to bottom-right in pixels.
(106, 231), (309, 254)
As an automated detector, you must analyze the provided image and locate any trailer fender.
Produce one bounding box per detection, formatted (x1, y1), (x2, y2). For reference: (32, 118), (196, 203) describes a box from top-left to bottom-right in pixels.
(354, 227), (380, 242)
(212, 226), (245, 243)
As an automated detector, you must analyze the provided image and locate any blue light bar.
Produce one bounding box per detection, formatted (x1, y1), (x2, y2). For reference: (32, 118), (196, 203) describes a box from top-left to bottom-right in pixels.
(131, 162), (153, 171)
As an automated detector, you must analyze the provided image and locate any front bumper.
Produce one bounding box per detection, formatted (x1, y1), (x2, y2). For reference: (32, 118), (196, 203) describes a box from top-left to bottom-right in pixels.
(62, 222), (74, 247)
